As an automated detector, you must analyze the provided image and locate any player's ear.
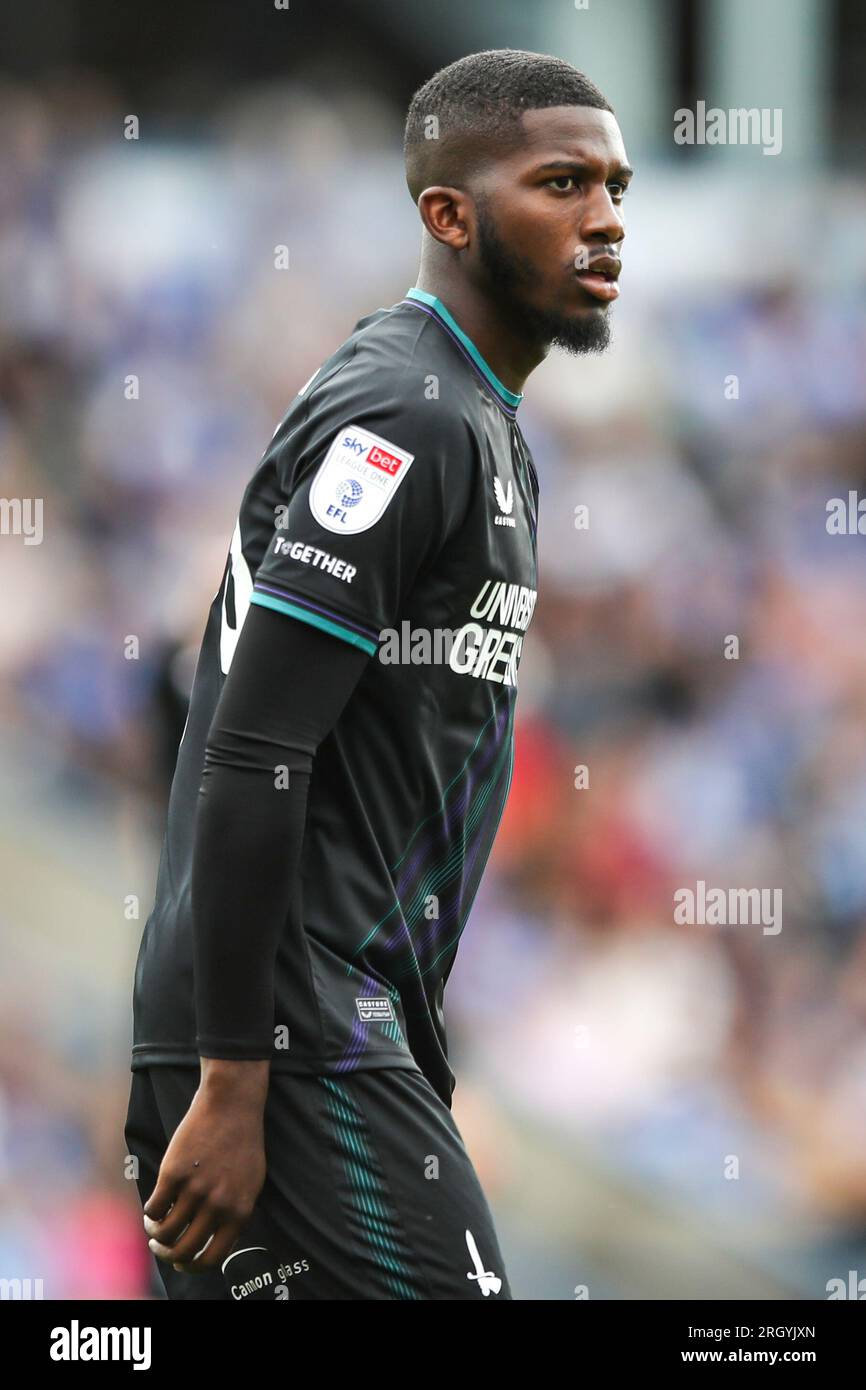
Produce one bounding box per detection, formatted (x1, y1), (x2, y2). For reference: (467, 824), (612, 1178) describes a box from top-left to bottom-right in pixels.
(417, 186), (470, 251)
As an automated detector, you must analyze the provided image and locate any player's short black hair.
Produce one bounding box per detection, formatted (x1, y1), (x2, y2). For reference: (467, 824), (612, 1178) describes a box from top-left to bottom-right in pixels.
(403, 48), (614, 203)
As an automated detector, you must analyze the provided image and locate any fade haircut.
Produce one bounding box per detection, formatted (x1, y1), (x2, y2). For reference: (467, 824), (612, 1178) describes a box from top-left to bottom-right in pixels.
(403, 48), (614, 204)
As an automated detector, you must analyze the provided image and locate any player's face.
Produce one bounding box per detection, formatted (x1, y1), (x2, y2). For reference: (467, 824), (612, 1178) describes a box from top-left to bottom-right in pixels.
(472, 106), (631, 355)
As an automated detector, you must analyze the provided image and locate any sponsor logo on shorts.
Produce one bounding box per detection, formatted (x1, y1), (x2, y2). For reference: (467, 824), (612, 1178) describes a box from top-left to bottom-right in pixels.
(355, 996), (396, 1023)
(222, 1246), (311, 1300)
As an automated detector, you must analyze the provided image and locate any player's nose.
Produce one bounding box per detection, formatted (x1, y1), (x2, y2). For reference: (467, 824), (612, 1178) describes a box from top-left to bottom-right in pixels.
(579, 187), (625, 245)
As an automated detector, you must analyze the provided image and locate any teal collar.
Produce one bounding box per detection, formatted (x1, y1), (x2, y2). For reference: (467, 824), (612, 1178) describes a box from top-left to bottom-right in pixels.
(403, 287), (523, 411)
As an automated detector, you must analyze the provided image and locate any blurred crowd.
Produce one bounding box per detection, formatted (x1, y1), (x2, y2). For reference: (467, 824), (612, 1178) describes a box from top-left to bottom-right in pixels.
(1, 72), (866, 1299)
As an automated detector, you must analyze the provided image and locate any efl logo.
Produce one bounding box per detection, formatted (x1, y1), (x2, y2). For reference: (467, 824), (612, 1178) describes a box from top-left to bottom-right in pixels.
(366, 445), (403, 476)
(311, 425), (414, 534)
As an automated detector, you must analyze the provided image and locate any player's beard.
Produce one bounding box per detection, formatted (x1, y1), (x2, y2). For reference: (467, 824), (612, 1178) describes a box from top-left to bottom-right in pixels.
(474, 196), (612, 356)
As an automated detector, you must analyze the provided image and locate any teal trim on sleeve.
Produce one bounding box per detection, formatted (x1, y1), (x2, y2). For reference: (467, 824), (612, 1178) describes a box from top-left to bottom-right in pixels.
(405, 287), (524, 408)
(249, 592), (378, 656)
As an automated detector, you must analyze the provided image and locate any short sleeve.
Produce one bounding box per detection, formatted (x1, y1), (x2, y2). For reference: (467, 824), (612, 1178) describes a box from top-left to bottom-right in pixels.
(250, 394), (476, 656)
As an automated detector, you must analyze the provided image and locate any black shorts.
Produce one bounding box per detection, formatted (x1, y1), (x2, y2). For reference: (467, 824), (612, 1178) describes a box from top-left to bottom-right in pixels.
(124, 1063), (513, 1301)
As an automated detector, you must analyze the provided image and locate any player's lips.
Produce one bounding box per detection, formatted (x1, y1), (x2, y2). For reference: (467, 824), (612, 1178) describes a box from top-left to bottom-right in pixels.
(574, 254), (621, 302)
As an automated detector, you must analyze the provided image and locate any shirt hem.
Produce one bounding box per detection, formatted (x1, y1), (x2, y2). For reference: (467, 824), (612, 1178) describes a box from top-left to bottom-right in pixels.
(130, 1044), (423, 1076)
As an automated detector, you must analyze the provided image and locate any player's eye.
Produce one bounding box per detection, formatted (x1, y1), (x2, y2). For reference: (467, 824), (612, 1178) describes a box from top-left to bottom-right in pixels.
(607, 182), (628, 202)
(546, 174), (580, 192)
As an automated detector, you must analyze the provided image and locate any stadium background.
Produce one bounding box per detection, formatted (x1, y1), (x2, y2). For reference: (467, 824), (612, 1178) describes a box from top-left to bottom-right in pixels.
(1, 0), (865, 1300)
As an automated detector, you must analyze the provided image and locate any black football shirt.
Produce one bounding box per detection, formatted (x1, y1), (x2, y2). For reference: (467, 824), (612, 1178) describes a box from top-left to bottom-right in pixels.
(130, 286), (539, 1107)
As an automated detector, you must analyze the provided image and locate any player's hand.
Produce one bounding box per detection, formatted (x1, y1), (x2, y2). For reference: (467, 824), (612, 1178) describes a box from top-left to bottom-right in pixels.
(143, 1059), (269, 1275)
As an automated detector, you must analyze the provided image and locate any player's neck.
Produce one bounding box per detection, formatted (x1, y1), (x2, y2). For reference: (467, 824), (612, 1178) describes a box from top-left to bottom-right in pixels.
(410, 275), (547, 396)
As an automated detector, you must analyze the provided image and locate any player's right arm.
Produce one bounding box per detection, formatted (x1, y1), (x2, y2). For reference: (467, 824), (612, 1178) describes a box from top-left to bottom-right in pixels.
(144, 603), (371, 1275)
